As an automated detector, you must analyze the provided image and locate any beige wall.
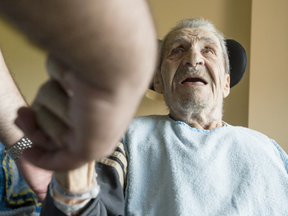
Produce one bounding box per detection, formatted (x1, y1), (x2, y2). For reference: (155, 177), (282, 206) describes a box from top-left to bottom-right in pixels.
(0, 18), (48, 104)
(249, 0), (288, 151)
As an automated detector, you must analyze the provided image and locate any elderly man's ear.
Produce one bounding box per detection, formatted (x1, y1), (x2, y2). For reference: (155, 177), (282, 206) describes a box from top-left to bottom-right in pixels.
(153, 70), (163, 94)
(223, 74), (230, 98)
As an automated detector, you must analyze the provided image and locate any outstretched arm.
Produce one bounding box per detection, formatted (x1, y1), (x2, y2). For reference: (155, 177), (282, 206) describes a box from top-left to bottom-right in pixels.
(0, 0), (157, 169)
(0, 50), (26, 147)
(0, 0), (157, 96)
(0, 50), (52, 202)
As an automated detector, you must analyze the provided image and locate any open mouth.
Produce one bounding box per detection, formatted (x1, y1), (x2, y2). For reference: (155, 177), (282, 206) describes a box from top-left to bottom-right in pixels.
(180, 76), (208, 85)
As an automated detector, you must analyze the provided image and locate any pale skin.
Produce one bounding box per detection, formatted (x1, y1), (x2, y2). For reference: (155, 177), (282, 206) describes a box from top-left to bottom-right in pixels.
(0, 0), (157, 170)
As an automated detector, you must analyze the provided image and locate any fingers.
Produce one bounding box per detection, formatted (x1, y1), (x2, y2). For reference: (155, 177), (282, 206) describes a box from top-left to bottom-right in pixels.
(16, 107), (60, 152)
(46, 55), (66, 82)
(33, 80), (70, 126)
(16, 107), (87, 171)
(32, 79), (72, 149)
(17, 78), (71, 150)
(33, 106), (68, 149)
(22, 145), (87, 171)
(15, 107), (52, 150)
(46, 55), (73, 96)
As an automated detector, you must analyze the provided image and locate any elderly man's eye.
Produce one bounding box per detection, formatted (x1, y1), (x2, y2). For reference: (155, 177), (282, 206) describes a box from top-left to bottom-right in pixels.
(203, 48), (213, 54)
(171, 47), (184, 54)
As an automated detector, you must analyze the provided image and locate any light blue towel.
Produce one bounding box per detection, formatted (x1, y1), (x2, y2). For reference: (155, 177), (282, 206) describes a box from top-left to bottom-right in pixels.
(123, 115), (288, 216)
(0, 143), (41, 216)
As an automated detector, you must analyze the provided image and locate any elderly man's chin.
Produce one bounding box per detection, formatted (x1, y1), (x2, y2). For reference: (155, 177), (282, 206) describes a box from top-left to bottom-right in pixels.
(164, 92), (212, 116)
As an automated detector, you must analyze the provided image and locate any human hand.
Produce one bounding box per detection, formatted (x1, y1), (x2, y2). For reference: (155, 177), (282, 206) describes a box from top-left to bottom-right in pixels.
(16, 57), (124, 171)
(15, 75), (90, 171)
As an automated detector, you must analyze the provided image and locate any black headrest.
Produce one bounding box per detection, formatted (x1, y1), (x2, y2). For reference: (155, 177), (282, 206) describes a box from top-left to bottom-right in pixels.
(226, 39), (247, 87)
(149, 39), (247, 90)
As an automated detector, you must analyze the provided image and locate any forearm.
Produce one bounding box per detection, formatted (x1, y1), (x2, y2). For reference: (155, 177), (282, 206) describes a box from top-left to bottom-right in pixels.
(0, 0), (157, 93)
(55, 161), (96, 195)
(43, 155), (126, 216)
(0, 51), (52, 202)
(52, 161), (97, 216)
(0, 51), (26, 147)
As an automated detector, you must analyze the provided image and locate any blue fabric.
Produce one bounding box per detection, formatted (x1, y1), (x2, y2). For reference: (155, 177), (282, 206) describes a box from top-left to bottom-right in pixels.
(123, 115), (288, 216)
(271, 139), (288, 173)
(0, 143), (41, 216)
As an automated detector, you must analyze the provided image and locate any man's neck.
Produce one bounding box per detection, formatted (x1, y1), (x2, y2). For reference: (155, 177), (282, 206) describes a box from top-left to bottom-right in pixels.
(169, 106), (223, 130)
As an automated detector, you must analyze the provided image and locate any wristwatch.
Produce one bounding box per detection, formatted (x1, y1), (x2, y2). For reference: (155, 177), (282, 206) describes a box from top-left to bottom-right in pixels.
(6, 137), (33, 160)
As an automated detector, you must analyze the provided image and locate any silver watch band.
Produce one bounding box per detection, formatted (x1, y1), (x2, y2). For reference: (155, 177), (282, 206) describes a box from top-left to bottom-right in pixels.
(6, 137), (33, 160)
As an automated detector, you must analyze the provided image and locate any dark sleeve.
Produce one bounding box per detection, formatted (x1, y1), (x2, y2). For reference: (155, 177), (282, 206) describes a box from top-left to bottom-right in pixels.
(40, 142), (127, 216)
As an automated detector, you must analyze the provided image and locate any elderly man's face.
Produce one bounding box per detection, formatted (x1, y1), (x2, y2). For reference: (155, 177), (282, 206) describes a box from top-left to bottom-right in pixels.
(155, 28), (230, 117)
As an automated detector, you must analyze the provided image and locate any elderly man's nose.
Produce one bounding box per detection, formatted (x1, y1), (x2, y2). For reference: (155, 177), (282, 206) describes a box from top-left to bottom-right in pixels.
(183, 52), (204, 68)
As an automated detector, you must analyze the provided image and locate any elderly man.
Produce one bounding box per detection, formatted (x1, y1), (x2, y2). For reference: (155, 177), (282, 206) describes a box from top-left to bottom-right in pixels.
(32, 18), (288, 215)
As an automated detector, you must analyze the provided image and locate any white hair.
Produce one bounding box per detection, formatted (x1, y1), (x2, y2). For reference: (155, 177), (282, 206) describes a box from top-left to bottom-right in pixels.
(159, 18), (230, 74)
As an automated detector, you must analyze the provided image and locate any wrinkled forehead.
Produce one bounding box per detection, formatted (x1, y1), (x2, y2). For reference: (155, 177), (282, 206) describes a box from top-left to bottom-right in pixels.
(164, 28), (222, 53)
